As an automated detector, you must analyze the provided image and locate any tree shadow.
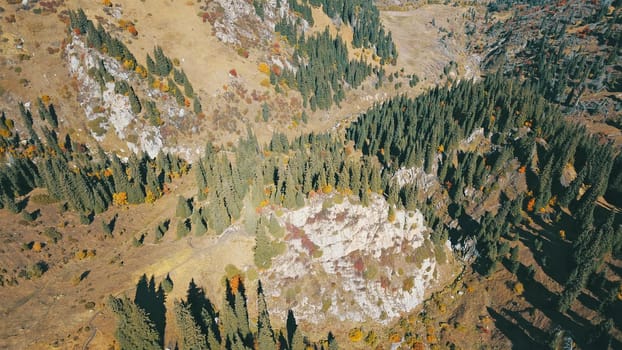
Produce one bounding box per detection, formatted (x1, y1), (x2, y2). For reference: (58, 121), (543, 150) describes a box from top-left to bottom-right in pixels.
(577, 292), (600, 312)
(110, 213), (118, 232)
(226, 278), (253, 348)
(611, 337), (622, 350)
(277, 330), (288, 350)
(79, 270), (90, 281)
(186, 279), (221, 343)
(17, 196), (29, 212)
(487, 307), (540, 349)
(506, 308), (549, 341)
(607, 261), (622, 277)
(516, 224), (572, 285)
(134, 274), (166, 346)
(286, 309), (297, 347)
(30, 208), (41, 220)
(516, 265), (592, 348)
(48, 103), (59, 127)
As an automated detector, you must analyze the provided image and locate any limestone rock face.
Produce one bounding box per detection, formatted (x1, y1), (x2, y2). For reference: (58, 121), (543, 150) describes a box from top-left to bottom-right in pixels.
(207, 0), (299, 47)
(261, 193), (456, 325)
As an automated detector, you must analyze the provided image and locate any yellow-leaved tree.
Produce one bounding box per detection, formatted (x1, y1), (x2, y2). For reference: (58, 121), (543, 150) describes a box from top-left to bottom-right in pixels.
(113, 192), (128, 206)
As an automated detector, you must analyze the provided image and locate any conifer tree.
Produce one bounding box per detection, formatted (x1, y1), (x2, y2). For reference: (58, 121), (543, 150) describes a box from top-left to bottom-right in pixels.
(176, 196), (192, 218)
(221, 282), (239, 343)
(234, 282), (251, 343)
(146, 54), (156, 75)
(291, 328), (305, 350)
(328, 332), (339, 350)
(184, 78), (194, 98)
(192, 210), (208, 236)
(129, 86), (142, 114)
(254, 225), (273, 269)
(108, 295), (161, 350)
(173, 300), (208, 350)
(193, 97), (202, 114)
(153, 46), (172, 77)
(256, 280), (276, 350)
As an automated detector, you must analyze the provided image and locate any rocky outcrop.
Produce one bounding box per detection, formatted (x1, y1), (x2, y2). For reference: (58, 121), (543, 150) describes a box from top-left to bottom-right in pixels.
(260, 193), (456, 325)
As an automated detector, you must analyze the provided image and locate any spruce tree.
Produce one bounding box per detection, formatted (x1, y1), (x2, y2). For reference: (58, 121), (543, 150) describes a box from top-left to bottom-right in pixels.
(146, 54), (156, 75)
(173, 301), (208, 350)
(184, 78), (194, 98)
(234, 283), (251, 343)
(254, 225), (274, 269)
(108, 296), (161, 350)
(129, 87), (142, 114)
(176, 195), (192, 218)
(193, 97), (202, 114)
(192, 210), (208, 236)
(177, 218), (191, 238)
(153, 46), (172, 77)
(256, 281), (276, 349)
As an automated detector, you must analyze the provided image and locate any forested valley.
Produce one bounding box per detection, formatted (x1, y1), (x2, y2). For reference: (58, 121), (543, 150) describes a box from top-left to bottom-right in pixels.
(0, 0), (620, 349)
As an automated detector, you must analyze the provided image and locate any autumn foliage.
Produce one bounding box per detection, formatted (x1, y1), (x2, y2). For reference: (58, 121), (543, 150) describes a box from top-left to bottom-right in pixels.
(348, 328), (363, 342)
(271, 64), (281, 76)
(526, 197), (536, 212)
(229, 274), (242, 295)
(388, 332), (401, 343)
(32, 241), (42, 252)
(113, 192), (128, 206)
(127, 25), (138, 36)
(258, 62), (270, 74)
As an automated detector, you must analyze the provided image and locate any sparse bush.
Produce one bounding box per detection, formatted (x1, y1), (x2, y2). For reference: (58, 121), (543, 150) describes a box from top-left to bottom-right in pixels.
(75, 250), (87, 260)
(224, 264), (241, 279)
(102, 220), (113, 235)
(363, 263), (378, 280)
(513, 282), (524, 295)
(26, 261), (48, 279)
(21, 210), (36, 222)
(348, 328), (363, 342)
(365, 330), (377, 346)
(321, 297), (332, 313)
(79, 211), (92, 225)
(402, 276), (414, 291)
(176, 219), (190, 238)
(43, 227), (62, 243)
(161, 274), (173, 293)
